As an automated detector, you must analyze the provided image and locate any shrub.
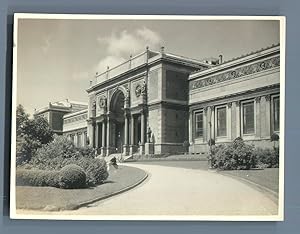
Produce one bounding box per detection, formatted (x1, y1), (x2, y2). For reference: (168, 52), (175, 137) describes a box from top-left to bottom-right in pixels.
(253, 147), (279, 168)
(83, 159), (109, 185)
(28, 135), (109, 186)
(58, 164), (87, 189)
(16, 169), (59, 187)
(211, 138), (256, 170)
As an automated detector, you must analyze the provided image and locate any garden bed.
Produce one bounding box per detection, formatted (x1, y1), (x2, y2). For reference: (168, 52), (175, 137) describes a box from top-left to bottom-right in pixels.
(16, 165), (147, 211)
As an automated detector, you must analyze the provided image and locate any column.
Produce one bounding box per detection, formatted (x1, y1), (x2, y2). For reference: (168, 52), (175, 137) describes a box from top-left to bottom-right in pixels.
(140, 111), (145, 144)
(203, 107), (207, 141)
(92, 122), (96, 148)
(95, 123), (99, 149)
(227, 102), (232, 140)
(265, 95), (271, 138)
(255, 97), (261, 138)
(211, 106), (215, 139)
(188, 110), (193, 143)
(207, 106), (212, 141)
(106, 116), (110, 155)
(101, 120), (106, 156)
(123, 113), (129, 155)
(236, 101), (241, 137)
(74, 134), (78, 147)
(130, 114), (135, 155)
(140, 111), (145, 154)
(102, 121), (106, 147)
(130, 115), (135, 145)
(124, 114), (129, 145)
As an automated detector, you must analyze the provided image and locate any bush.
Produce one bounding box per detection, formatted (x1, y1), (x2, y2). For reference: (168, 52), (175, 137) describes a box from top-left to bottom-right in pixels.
(28, 135), (109, 186)
(58, 164), (87, 189)
(16, 169), (59, 187)
(84, 159), (109, 185)
(211, 137), (256, 170)
(253, 147), (279, 168)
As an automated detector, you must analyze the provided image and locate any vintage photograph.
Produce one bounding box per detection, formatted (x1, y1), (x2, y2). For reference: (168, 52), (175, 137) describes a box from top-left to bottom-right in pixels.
(10, 14), (285, 220)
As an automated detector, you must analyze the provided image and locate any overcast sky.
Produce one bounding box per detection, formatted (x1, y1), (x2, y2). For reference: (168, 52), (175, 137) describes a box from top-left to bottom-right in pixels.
(16, 18), (279, 115)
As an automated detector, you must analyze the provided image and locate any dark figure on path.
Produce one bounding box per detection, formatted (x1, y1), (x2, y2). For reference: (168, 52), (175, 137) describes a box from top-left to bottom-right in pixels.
(110, 156), (118, 169)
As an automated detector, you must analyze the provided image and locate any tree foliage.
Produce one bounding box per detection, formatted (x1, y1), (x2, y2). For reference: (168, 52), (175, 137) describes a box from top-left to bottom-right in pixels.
(16, 104), (54, 165)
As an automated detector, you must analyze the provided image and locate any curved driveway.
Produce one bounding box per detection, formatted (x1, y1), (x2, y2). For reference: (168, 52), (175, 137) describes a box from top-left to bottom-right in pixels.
(57, 163), (278, 216)
(18, 163), (278, 217)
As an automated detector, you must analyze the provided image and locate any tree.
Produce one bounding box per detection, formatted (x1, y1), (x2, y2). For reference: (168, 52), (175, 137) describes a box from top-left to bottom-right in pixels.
(16, 104), (54, 165)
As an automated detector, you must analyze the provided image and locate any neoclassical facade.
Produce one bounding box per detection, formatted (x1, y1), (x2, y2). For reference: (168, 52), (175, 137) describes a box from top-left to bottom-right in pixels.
(188, 44), (280, 152)
(86, 47), (210, 156)
(38, 44), (281, 156)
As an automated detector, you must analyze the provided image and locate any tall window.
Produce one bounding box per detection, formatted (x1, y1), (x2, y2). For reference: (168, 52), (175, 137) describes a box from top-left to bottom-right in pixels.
(195, 112), (203, 138)
(217, 107), (227, 136)
(273, 97), (280, 132)
(242, 102), (255, 134)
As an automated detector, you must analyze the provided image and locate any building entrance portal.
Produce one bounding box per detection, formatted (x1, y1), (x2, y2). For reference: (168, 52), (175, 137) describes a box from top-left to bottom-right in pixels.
(110, 90), (125, 154)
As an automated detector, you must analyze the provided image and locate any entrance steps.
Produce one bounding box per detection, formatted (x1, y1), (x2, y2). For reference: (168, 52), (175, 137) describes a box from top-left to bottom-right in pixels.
(102, 153), (133, 163)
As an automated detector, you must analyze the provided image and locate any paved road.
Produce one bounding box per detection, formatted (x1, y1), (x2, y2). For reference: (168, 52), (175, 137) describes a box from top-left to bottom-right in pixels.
(18, 163), (278, 217)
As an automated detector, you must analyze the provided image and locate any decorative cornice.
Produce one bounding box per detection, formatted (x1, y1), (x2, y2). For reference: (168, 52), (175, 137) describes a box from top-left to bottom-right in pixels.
(265, 94), (271, 101)
(190, 56), (280, 90)
(64, 113), (88, 124)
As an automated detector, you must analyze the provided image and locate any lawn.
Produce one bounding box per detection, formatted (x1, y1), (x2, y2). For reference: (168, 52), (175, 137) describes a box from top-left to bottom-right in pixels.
(219, 168), (279, 194)
(16, 165), (147, 211)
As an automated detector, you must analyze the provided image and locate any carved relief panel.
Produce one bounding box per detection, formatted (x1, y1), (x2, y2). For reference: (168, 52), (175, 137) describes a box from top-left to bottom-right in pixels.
(96, 92), (107, 116)
(131, 78), (147, 107)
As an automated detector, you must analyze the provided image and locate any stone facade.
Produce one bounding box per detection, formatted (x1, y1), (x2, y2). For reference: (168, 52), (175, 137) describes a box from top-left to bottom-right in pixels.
(86, 47), (210, 156)
(34, 100), (87, 135)
(38, 44), (281, 157)
(188, 44), (280, 153)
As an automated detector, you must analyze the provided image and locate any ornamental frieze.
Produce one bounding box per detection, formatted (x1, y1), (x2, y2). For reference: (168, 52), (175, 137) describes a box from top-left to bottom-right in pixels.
(190, 56), (280, 90)
(64, 113), (88, 124)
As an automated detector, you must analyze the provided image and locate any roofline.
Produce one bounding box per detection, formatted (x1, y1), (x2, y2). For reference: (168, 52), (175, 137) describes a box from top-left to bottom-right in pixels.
(87, 51), (210, 92)
(63, 109), (88, 119)
(189, 43), (280, 80)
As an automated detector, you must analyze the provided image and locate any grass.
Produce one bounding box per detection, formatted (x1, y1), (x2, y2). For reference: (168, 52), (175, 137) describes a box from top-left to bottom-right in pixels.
(16, 165), (147, 211)
(218, 168), (279, 193)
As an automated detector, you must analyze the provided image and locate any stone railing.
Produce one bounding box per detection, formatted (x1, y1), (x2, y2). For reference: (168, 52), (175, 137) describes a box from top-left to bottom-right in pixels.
(93, 51), (148, 85)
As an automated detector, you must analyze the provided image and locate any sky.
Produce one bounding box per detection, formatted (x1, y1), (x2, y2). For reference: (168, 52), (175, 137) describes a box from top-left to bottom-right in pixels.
(16, 18), (280, 116)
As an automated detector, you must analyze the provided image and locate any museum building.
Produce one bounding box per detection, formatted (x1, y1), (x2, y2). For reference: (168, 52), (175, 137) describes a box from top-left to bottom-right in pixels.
(35, 44), (280, 156)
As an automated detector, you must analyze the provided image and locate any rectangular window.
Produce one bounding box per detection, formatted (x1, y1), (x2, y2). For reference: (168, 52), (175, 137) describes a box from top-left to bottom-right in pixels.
(195, 112), (203, 138)
(217, 107), (227, 136)
(243, 102), (255, 134)
(273, 97), (280, 132)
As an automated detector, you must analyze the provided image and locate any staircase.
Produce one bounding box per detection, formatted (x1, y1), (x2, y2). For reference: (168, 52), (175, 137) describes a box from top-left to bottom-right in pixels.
(103, 153), (133, 163)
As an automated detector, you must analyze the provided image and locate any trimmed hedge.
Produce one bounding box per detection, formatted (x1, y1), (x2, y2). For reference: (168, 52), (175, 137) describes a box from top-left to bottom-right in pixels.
(58, 164), (86, 189)
(16, 169), (59, 187)
(28, 135), (109, 186)
(17, 165), (87, 189)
